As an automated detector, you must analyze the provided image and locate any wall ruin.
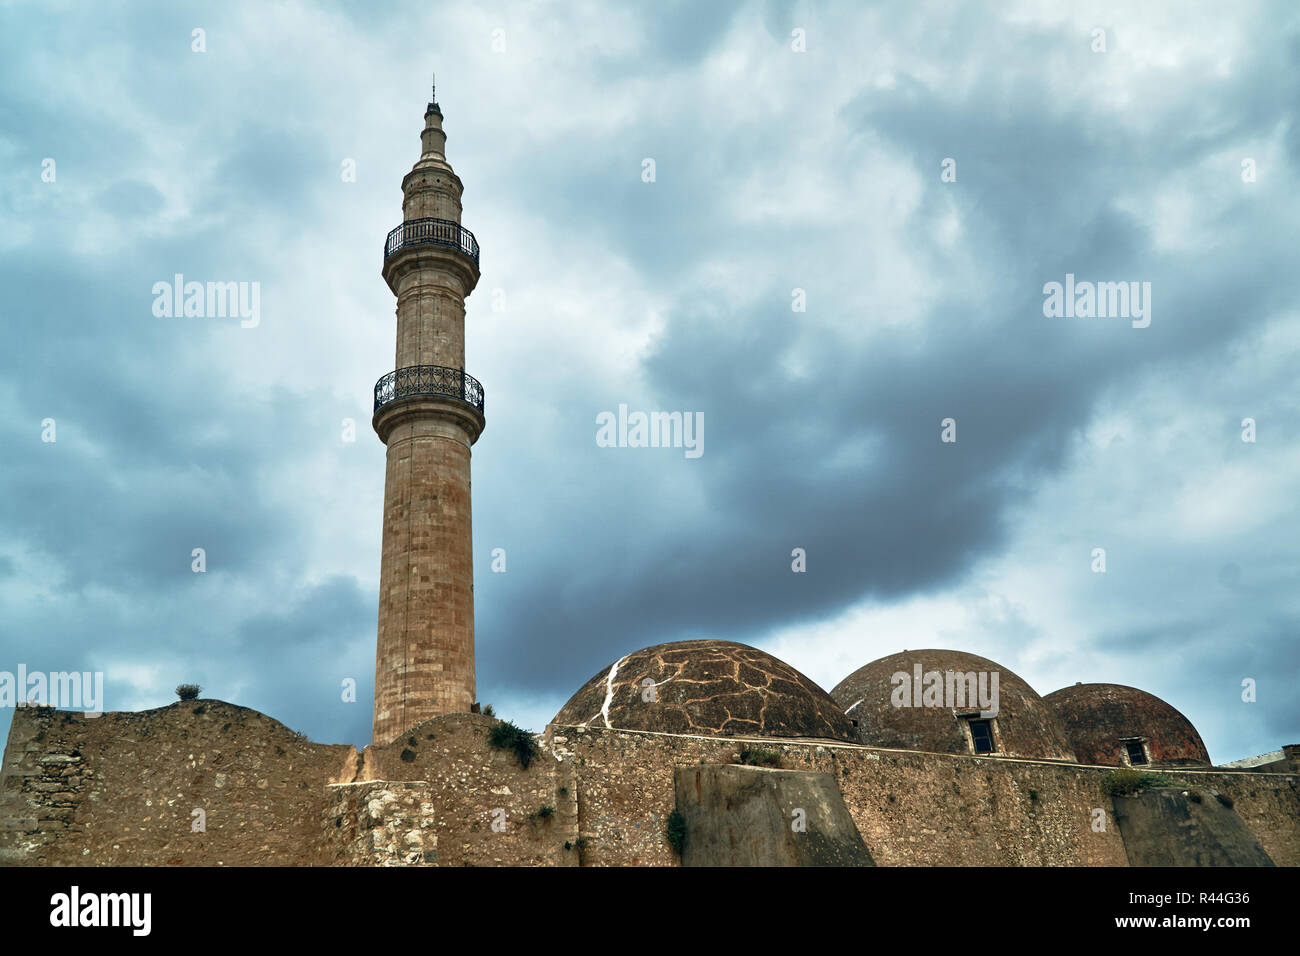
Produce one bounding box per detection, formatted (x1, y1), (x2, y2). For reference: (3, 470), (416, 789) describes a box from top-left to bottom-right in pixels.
(3, 702), (1296, 867)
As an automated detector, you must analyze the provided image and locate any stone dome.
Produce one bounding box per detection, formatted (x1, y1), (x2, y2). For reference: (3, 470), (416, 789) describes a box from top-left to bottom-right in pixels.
(553, 640), (856, 742)
(1043, 683), (1211, 767)
(829, 649), (1077, 760)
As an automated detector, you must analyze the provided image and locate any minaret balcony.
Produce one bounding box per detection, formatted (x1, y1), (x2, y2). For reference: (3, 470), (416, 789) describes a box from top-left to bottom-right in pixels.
(381, 218), (481, 296)
(374, 364), (484, 413)
(384, 217), (479, 266)
(372, 363), (487, 445)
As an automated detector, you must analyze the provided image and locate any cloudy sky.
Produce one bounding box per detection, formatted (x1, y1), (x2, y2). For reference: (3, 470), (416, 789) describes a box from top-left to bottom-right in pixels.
(1, 0), (1297, 762)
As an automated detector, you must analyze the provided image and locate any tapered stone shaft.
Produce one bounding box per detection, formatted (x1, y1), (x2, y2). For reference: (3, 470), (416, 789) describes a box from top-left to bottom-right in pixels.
(371, 91), (484, 744)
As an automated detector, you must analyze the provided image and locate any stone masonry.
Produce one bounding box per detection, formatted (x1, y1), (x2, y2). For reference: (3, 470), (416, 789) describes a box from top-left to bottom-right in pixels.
(372, 88), (484, 744)
(2, 702), (1298, 866)
(323, 782), (438, 866)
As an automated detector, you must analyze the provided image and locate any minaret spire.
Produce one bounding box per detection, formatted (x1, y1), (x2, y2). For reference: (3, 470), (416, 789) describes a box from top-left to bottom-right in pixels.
(370, 85), (484, 744)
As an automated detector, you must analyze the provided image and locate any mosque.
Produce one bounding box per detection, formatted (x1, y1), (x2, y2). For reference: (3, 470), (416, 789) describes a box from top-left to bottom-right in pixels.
(1, 85), (1295, 868)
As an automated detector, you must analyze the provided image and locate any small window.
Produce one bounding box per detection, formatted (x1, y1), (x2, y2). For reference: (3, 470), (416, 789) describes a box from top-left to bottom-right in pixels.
(1125, 740), (1148, 765)
(969, 719), (994, 754)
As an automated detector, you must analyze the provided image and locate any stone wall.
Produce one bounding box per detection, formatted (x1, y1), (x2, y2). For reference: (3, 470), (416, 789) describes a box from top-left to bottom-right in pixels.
(675, 764), (874, 866)
(552, 725), (1300, 867)
(1178, 768), (1300, 866)
(549, 724), (1131, 866)
(3, 701), (1296, 867)
(0, 702), (355, 866)
(358, 713), (577, 867)
(1112, 787), (1275, 866)
(323, 782), (438, 865)
(550, 724), (720, 866)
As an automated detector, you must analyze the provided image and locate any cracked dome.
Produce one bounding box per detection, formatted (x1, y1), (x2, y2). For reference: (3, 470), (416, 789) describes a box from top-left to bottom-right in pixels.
(830, 649), (1077, 761)
(1044, 683), (1211, 767)
(552, 639), (856, 742)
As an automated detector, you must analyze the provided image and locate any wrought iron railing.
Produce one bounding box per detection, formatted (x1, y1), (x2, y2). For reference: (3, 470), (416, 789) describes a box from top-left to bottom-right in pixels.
(384, 218), (480, 266)
(374, 364), (485, 414)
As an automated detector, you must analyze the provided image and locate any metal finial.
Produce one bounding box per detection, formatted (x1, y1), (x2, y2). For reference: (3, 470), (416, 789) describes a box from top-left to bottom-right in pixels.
(431, 71), (436, 102)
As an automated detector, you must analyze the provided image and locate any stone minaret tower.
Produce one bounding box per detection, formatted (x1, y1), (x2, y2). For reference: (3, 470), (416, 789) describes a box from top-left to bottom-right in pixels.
(371, 79), (484, 744)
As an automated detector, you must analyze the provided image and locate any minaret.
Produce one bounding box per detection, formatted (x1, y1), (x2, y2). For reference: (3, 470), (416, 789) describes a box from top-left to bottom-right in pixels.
(371, 79), (484, 744)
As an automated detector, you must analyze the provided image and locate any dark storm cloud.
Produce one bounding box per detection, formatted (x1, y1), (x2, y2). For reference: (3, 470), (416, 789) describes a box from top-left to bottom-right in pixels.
(465, 5), (1300, 767)
(0, 2), (375, 748)
(0, 241), (342, 595)
(479, 60), (1298, 703)
(1, 1), (1296, 760)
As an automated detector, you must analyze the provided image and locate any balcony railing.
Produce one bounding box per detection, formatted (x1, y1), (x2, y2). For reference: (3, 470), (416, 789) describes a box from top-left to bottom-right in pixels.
(374, 364), (485, 414)
(384, 218), (480, 266)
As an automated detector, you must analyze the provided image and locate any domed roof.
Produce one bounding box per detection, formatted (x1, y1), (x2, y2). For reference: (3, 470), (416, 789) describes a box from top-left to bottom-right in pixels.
(1043, 683), (1210, 767)
(553, 640), (856, 742)
(829, 649), (1077, 760)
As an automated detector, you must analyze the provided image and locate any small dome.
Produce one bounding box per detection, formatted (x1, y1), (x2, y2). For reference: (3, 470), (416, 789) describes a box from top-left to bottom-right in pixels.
(830, 649), (1076, 760)
(1044, 683), (1211, 767)
(553, 640), (856, 742)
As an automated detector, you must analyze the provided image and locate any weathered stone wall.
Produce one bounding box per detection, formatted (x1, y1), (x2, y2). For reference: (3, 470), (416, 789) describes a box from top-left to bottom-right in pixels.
(553, 726), (1300, 867)
(834, 744), (1130, 865)
(550, 724), (722, 866)
(1176, 769), (1300, 866)
(675, 764), (874, 866)
(359, 713), (577, 866)
(0, 702), (356, 866)
(1112, 787), (1274, 866)
(550, 725), (1131, 866)
(0, 707), (578, 868)
(3, 703), (1296, 867)
(322, 782), (438, 865)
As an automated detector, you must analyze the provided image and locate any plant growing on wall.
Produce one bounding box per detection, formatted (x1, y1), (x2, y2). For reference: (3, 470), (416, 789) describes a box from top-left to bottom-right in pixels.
(488, 719), (539, 769)
(526, 805), (555, 825)
(738, 747), (782, 767)
(1100, 768), (1181, 796)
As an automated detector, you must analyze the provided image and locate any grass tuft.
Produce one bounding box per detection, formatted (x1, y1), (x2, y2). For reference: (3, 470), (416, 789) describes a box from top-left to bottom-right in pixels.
(488, 719), (539, 769)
